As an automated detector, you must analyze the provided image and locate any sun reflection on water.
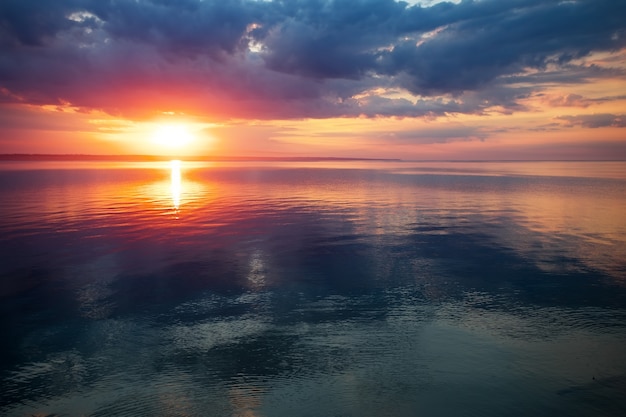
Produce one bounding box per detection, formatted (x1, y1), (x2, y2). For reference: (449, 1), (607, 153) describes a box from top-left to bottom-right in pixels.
(170, 160), (182, 213)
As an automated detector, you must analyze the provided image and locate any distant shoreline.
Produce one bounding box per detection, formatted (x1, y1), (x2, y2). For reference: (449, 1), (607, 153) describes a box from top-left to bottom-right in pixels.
(1, 154), (624, 163)
(0, 154), (402, 162)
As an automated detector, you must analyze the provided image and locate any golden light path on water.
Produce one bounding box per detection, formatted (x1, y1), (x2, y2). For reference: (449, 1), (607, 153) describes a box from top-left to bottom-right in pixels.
(170, 159), (182, 212)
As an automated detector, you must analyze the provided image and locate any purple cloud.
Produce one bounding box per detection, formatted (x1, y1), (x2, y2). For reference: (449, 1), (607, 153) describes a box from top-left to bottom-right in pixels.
(0, 0), (625, 120)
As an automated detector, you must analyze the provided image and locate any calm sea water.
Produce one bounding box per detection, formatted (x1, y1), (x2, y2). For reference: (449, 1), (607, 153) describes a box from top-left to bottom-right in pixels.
(1, 160), (625, 416)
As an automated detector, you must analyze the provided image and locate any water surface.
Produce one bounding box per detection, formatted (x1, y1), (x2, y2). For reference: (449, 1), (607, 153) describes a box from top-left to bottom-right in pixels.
(1, 160), (625, 416)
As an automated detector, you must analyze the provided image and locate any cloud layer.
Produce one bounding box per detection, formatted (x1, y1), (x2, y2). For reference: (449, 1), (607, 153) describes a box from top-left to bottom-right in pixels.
(1, 0), (625, 120)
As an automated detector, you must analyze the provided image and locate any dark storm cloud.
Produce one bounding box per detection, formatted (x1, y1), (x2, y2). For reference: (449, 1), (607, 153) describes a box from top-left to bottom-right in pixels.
(381, 0), (626, 95)
(0, 0), (625, 119)
(0, 0), (81, 47)
(94, 0), (261, 58)
(0, 0), (258, 54)
(260, 0), (404, 79)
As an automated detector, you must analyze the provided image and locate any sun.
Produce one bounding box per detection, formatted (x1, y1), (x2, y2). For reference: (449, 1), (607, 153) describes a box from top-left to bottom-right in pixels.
(151, 124), (195, 150)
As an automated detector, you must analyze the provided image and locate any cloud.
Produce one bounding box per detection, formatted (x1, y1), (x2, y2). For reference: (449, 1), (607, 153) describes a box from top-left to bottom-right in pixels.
(537, 93), (593, 108)
(313, 122), (490, 144)
(0, 0), (80, 47)
(556, 114), (626, 128)
(0, 0), (625, 120)
(376, 125), (489, 144)
(380, 1), (626, 94)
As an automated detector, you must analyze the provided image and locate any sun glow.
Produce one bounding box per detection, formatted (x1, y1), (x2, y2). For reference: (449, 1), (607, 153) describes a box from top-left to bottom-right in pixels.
(152, 124), (195, 150)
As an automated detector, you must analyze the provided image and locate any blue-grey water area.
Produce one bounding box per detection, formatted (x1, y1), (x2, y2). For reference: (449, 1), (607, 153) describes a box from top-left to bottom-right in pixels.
(1, 160), (625, 416)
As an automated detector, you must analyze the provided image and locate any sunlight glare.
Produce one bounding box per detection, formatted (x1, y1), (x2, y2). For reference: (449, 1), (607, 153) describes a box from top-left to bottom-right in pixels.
(170, 159), (181, 211)
(152, 124), (195, 150)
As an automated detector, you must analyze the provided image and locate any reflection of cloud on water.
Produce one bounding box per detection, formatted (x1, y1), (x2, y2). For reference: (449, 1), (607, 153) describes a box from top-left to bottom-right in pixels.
(4, 282), (626, 416)
(167, 317), (270, 353)
(228, 383), (266, 417)
(64, 253), (120, 319)
(2, 162), (626, 416)
(247, 249), (268, 290)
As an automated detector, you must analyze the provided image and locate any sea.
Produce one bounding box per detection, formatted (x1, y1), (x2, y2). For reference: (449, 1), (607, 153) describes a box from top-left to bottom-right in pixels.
(0, 159), (625, 416)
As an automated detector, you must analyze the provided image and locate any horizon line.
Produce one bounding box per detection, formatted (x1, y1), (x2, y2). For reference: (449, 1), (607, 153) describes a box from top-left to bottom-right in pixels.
(0, 154), (625, 163)
(0, 154), (402, 162)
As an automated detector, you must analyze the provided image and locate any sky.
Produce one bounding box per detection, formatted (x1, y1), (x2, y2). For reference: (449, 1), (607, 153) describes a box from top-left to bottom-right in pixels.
(1, 0), (626, 159)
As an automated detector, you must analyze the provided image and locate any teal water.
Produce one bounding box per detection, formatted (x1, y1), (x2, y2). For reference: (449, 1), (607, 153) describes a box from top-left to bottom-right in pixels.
(1, 160), (625, 416)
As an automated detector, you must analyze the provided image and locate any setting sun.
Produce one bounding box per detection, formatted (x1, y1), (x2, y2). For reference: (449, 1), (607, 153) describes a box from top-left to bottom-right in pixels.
(151, 124), (195, 150)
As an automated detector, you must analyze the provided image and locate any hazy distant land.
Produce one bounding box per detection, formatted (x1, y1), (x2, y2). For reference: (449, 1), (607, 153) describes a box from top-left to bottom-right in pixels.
(0, 154), (402, 162)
